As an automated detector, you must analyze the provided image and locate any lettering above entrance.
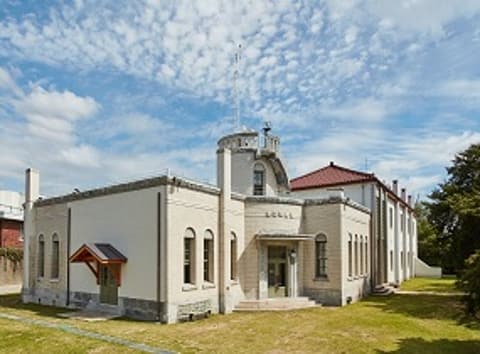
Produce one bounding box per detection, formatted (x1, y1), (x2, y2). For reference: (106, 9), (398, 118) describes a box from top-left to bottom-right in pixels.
(265, 211), (294, 219)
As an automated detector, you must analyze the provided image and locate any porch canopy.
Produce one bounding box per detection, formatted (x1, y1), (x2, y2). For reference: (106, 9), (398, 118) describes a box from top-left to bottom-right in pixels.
(70, 243), (127, 286)
(255, 230), (315, 241)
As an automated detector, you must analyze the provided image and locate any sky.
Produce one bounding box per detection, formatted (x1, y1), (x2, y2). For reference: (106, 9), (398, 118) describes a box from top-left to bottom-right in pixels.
(0, 0), (479, 199)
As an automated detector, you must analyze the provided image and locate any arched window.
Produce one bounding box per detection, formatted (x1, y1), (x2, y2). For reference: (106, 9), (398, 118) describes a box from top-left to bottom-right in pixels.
(184, 228), (196, 285)
(230, 232), (237, 280)
(360, 235), (364, 275)
(38, 235), (45, 278)
(315, 234), (327, 277)
(253, 163), (266, 196)
(51, 234), (60, 279)
(203, 230), (214, 283)
(354, 235), (358, 276)
(348, 233), (353, 277)
(365, 237), (368, 274)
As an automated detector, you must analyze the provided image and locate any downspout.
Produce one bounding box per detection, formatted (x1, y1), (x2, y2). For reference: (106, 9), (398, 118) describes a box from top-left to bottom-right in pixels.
(156, 192), (162, 321)
(66, 207), (71, 306)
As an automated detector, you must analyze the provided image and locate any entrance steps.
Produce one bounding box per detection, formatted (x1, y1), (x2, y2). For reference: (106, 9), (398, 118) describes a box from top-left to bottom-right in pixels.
(234, 297), (319, 312)
(372, 284), (395, 296)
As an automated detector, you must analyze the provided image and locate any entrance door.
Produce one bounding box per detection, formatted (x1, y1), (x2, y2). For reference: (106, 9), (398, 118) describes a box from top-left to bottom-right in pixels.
(268, 246), (288, 298)
(99, 265), (118, 305)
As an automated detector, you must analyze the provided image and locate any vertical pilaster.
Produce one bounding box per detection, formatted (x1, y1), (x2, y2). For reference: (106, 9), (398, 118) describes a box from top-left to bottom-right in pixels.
(23, 168), (40, 303)
(217, 148), (233, 313)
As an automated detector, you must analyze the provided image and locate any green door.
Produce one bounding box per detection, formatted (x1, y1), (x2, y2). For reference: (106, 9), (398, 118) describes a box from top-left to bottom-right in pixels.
(268, 246), (288, 298)
(99, 265), (118, 305)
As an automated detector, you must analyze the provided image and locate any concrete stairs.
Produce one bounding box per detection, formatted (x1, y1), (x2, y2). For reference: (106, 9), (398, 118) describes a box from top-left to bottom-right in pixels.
(372, 284), (395, 296)
(234, 297), (319, 312)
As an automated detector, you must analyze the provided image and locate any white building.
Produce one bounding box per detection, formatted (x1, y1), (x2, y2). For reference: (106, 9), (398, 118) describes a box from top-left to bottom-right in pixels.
(22, 129), (417, 323)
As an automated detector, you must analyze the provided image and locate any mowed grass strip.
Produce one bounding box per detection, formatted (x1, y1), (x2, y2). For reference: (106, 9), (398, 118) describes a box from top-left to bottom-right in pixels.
(0, 317), (139, 353)
(400, 277), (459, 293)
(0, 278), (479, 353)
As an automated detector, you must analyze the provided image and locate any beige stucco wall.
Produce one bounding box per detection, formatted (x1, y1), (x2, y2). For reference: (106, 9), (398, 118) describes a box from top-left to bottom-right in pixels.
(30, 202), (68, 306)
(69, 186), (164, 301)
(341, 204), (371, 304)
(302, 203), (343, 304)
(243, 200), (302, 299)
(165, 185), (221, 318)
(231, 152), (280, 196)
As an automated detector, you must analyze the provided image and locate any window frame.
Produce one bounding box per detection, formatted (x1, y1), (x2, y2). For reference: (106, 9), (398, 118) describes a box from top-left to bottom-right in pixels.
(315, 234), (328, 278)
(230, 232), (238, 281)
(51, 233), (60, 279)
(253, 163), (266, 196)
(183, 228), (196, 285)
(203, 230), (214, 283)
(38, 234), (45, 278)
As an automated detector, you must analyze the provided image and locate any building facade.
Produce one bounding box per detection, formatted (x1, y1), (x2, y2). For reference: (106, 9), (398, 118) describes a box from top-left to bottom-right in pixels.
(22, 129), (415, 323)
(290, 163), (418, 286)
(0, 190), (24, 248)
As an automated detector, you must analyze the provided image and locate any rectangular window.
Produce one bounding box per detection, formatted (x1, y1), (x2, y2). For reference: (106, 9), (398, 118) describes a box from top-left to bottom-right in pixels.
(184, 238), (193, 284)
(401, 251), (404, 269)
(348, 235), (352, 277)
(51, 239), (60, 279)
(400, 212), (405, 232)
(315, 239), (327, 277)
(203, 239), (213, 282)
(389, 208), (393, 228)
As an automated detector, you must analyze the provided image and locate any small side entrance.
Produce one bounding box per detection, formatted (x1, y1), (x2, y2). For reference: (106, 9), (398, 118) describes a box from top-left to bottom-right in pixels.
(268, 246), (288, 298)
(99, 265), (118, 305)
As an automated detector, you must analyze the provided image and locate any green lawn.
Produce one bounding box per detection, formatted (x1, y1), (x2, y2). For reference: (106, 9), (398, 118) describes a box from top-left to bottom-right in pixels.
(0, 278), (479, 353)
(400, 277), (459, 293)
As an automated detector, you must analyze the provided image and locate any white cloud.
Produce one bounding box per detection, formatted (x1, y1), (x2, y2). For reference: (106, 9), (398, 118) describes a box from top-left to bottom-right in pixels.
(13, 86), (99, 143)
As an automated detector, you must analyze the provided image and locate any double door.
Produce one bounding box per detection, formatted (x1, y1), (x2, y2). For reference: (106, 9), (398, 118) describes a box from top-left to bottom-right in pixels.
(267, 246), (288, 298)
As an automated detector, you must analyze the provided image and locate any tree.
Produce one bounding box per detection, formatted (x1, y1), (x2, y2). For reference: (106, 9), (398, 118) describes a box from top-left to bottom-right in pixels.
(426, 143), (480, 274)
(457, 250), (480, 317)
(415, 202), (442, 267)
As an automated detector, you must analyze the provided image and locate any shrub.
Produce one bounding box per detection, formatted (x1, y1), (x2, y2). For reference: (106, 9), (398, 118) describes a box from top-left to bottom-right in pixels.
(457, 249), (480, 317)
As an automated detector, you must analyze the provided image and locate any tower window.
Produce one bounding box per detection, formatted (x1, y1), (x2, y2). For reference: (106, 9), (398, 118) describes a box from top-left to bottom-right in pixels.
(253, 163), (265, 196)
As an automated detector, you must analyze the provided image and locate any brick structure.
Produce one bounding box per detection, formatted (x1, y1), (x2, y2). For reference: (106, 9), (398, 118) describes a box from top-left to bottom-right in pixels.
(0, 218), (23, 248)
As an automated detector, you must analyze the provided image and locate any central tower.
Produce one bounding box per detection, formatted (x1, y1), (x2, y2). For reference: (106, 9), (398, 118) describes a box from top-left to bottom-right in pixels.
(217, 126), (290, 197)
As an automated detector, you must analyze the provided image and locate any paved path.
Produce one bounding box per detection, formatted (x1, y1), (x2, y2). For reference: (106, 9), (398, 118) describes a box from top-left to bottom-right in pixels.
(395, 290), (465, 296)
(0, 312), (174, 354)
(0, 284), (21, 295)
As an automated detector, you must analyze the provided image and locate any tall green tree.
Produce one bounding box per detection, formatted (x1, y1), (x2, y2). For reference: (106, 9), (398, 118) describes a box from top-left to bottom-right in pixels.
(426, 143), (480, 273)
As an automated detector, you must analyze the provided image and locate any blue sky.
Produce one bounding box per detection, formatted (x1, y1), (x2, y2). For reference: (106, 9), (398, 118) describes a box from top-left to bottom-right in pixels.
(0, 0), (479, 199)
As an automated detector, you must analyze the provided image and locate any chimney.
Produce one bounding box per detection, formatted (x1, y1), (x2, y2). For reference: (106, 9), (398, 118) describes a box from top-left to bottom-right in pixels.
(392, 180), (398, 195)
(408, 195), (412, 207)
(216, 148), (233, 313)
(401, 188), (406, 202)
(329, 161), (334, 166)
(25, 168), (40, 203)
(23, 168), (40, 302)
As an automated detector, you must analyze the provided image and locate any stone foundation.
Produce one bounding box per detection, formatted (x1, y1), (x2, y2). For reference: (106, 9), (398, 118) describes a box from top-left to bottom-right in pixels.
(303, 288), (342, 306)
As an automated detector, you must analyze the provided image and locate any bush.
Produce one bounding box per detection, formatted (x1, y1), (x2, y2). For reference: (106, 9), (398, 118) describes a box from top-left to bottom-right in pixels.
(0, 247), (23, 264)
(457, 249), (480, 317)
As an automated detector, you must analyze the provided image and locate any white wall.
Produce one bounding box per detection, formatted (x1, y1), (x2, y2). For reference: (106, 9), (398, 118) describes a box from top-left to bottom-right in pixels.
(69, 186), (163, 301)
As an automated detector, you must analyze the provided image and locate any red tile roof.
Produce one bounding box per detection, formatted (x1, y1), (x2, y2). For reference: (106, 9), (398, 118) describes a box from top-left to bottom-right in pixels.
(291, 162), (375, 191)
(290, 162), (415, 212)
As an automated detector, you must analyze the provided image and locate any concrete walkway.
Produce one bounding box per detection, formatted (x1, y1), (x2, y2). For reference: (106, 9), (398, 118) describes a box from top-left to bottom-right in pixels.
(0, 312), (174, 354)
(395, 290), (465, 296)
(0, 284), (21, 295)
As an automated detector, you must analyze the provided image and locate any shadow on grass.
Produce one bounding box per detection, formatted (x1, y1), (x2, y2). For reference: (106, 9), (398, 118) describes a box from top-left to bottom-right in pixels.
(0, 293), (74, 319)
(364, 293), (480, 330)
(377, 337), (480, 353)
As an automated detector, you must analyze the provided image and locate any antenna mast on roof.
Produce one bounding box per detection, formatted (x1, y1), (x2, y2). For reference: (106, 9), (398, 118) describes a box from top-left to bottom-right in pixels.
(233, 43), (242, 131)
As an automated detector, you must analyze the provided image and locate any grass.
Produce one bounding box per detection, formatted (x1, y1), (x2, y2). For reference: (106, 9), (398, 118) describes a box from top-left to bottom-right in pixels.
(400, 276), (459, 293)
(0, 278), (479, 353)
